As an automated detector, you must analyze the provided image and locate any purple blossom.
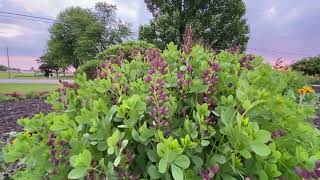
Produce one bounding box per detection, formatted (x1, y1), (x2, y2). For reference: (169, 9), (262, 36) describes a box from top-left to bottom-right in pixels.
(272, 129), (287, 139)
(200, 165), (220, 180)
(144, 76), (152, 83)
(199, 169), (210, 180)
(211, 63), (220, 71)
(187, 65), (193, 73)
(209, 165), (220, 174)
(177, 72), (184, 79)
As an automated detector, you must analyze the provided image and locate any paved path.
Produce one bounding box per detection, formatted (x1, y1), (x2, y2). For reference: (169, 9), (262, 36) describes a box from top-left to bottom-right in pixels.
(0, 79), (72, 84)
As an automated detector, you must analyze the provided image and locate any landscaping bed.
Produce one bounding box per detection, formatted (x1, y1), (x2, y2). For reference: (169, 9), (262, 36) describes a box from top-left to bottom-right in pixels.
(0, 99), (52, 140)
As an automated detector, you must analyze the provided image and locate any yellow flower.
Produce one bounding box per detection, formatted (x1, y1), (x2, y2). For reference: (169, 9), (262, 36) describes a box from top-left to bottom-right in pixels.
(298, 88), (307, 94)
(298, 86), (315, 94)
(12, 139), (17, 144)
(303, 86), (315, 93)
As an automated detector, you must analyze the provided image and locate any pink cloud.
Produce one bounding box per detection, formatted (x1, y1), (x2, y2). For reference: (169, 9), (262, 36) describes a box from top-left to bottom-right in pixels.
(0, 56), (39, 70)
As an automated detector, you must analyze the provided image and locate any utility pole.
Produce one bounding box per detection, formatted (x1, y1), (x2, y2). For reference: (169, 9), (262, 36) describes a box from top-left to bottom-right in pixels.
(6, 46), (11, 79)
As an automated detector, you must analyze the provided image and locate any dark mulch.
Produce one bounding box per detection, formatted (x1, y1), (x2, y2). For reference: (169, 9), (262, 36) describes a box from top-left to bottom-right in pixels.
(0, 99), (52, 140)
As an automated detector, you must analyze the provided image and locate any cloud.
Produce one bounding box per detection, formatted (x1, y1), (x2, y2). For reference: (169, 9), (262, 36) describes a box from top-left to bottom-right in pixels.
(265, 6), (276, 17)
(6, 0), (143, 21)
(0, 23), (24, 38)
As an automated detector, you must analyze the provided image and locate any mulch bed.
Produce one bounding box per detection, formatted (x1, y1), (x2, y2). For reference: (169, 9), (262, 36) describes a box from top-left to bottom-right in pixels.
(0, 99), (52, 140)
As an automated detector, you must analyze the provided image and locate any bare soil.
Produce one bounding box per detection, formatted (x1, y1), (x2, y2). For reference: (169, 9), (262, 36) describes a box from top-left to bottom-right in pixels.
(0, 99), (52, 140)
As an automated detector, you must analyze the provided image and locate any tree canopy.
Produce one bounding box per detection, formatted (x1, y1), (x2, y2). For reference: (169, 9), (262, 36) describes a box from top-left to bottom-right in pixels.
(292, 56), (320, 75)
(44, 2), (131, 69)
(139, 0), (250, 50)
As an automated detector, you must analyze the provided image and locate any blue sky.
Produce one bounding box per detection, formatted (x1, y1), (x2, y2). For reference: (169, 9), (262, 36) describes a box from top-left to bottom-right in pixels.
(0, 0), (320, 69)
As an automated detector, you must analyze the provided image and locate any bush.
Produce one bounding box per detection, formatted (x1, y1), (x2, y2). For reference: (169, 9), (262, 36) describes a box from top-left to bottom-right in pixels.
(98, 40), (155, 61)
(76, 60), (103, 80)
(292, 56), (320, 76)
(2, 43), (320, 179)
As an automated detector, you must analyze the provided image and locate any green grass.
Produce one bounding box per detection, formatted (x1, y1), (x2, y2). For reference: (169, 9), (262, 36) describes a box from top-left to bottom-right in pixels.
(0, 83), (59, 94)
(0, 94), (15, 102)
(0, 72), (74, 80)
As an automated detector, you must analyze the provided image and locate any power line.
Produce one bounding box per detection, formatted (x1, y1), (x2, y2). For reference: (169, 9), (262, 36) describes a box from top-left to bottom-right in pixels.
(0, 10), (56, 22)
(0, 14), (54, 24)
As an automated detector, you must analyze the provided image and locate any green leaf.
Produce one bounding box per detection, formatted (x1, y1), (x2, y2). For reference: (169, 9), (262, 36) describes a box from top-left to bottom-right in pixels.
(99, 158), (106, 171)
(139, 122), (155, 142)
(221, 174), (237, 180)
(3, 141), (29, 162)
(200, 140), (210, 147)
(173, 155), (190, 169)
(258, 170), (268, 180)
(148, 165), (162, 179)
(114, 156), (121, 167)
(212, 154), (227, 164)
(97, 141), (108, 151)
(221, 107), (236, 125)
(190, 79), (208, 93)
(254, 130), (271, 143)
(171, 164), (184, 180)
(159, 158), (168, 173)
(68, 167), (88, 179)
(239, 150), (252, 159)
(196, 103), (210, 117)
(250, 143), (271, 156)
(70, 149), (92, 168)
(147, 150), (158, 162)
(296, 146), (309, 162)
(190, 155), (203, 167)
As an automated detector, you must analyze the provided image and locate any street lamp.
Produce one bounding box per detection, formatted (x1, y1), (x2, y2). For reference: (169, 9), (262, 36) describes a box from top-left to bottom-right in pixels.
(0, 31), (11, 79)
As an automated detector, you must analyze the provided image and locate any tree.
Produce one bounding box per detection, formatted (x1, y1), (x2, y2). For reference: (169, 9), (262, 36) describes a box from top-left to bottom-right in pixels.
(292, 56), (320, 75)
(0, 65), (7, 71)
(45, 3), (131, 69)
(139, 0), (249, 50)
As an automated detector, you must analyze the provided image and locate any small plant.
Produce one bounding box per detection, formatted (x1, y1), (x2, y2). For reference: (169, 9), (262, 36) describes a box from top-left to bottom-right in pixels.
(25, 91), (38, 99)
(2, 43), (320, 179)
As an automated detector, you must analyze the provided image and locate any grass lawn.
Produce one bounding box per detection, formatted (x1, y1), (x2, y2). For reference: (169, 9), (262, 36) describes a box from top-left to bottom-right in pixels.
(0, 83), (59, 94)
(0, 72), (74, 80)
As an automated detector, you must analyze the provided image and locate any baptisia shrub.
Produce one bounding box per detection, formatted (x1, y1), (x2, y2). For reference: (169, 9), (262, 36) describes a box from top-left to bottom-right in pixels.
(78, 41), (155, 80)
(3, 43), (320, 180)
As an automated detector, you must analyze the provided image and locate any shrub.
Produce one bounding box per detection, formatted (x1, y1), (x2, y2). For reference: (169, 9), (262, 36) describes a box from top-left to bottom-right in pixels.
(2, 43), (320, 180)
(98, 40), (155, 61)
(292, 56), (320, 76)
(76, 60), (103, 80)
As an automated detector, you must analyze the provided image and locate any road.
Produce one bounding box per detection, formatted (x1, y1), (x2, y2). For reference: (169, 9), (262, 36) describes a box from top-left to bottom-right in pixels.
(0, 79), (72, 84)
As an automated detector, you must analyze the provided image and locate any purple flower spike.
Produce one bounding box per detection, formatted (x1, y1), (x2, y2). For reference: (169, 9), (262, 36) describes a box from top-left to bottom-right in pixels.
(144, 76), (152, 83)
(187, 65), (193, 73)
(156, 78), (165, 86)
(209, 165), (220, 174)
(211, 63), (220, 71)
(199, 170), (210, 180)
(177, 72), (184, 79)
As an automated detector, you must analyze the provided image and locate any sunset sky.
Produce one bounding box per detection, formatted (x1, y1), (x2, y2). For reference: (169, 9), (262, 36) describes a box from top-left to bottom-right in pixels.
(0, 0), (320, 69)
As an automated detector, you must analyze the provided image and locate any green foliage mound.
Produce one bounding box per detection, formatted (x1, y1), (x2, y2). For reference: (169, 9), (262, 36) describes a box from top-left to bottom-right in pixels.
(76, 60), (103, 80)
(98, 41), (155, 61)
(2, 43), (320, 180)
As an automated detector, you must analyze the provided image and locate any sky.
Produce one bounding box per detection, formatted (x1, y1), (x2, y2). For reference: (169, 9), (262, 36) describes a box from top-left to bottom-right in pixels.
(0, 0), (320, 69)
